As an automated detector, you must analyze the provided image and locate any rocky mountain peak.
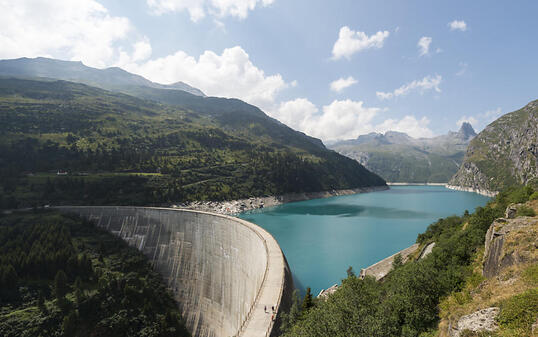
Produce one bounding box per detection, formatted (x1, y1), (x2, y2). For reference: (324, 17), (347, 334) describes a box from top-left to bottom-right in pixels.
(457, 122), (477, 140)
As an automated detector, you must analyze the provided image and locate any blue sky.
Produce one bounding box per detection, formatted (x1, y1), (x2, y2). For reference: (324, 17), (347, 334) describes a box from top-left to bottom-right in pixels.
(2, 0), (538, 141)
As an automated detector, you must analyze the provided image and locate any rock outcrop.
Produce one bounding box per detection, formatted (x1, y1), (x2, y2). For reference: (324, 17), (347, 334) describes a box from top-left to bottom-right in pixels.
(450, 307), (500, 337)
(449, 100), (538, 192)
(419, 242), (436, 259)
(483, 215), (538, 278)
(317, 284), (339, 299)
(359, 244), (419, 280)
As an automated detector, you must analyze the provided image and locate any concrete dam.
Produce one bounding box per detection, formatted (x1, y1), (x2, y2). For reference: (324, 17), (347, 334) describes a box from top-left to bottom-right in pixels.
(56, 206), (292, 337)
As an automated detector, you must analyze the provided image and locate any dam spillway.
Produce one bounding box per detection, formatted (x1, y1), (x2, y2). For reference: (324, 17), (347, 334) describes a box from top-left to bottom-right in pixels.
(56, 206), (292, 337)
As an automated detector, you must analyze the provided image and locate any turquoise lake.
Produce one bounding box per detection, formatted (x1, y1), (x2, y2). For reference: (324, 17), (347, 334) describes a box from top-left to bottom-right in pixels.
(238, 185), (490, 295)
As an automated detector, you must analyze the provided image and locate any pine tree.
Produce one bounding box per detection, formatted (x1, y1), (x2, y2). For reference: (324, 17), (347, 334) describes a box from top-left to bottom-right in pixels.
(302, 287), (313, 312)
(38, 293), (47, 314)
(62, 311), (78, 337)
(54, 270), (69, 300)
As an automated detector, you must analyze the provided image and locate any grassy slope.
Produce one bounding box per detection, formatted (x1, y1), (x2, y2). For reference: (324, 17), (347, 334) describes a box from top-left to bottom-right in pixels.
(437, 199), (538, 337)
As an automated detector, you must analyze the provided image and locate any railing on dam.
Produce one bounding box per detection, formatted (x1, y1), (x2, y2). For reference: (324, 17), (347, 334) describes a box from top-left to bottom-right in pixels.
(56, 206), (290, 337)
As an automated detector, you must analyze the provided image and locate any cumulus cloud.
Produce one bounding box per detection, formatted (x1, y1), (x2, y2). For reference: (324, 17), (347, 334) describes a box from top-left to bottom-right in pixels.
(146, 0), (274, 21)
(376, 116), (434, 138)
(417, 36), (432, 56)
(269, 98), (434, 141)
(332, 26), (390, 60)
(0, 2), (291, 109)
(457, 107), (502, 131)
(124, 46), (291, 109)
(449, 20), (467, 31)
(272, 99), (380, 141)
(0, 0), (138, 68)
(376, 75), (442, 100)
(330, 76), (358, 93)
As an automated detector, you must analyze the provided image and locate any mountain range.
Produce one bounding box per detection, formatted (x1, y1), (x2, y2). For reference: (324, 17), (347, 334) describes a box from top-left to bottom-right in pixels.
(0, 57), (205, 96)
(0, 57), (385, 208)
(329, 123), (477, 183)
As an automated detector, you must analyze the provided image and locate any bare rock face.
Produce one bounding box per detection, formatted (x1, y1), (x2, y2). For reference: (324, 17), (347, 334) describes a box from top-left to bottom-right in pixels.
(419, 242), (436, 259)
(450, 307), (500, 337)
(483, 215), (538, 278)
(504, 203), (520, 219)
(449, 99), (538, 192)
(317, 284), (339, 300)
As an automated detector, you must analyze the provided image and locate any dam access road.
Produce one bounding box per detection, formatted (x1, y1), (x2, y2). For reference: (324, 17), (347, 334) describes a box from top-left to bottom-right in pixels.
(56, 206), (292, 337)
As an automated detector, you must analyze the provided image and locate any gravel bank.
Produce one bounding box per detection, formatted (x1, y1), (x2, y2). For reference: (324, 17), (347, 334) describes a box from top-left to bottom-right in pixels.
(174, 185), (389, 215)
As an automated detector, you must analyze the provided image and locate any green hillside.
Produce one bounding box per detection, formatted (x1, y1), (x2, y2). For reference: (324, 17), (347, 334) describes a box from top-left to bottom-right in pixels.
(0, 78), (384, 209)
(449, 100), (538, 192)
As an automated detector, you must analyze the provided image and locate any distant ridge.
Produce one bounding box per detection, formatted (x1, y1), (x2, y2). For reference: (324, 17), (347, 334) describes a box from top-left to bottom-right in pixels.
(0, 57), (205, 97)
(329, 123), (477, 183)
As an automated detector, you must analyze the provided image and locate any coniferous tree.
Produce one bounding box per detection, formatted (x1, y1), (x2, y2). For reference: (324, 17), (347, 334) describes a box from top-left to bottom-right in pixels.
(302, 287), (314, 312)
(54, 270), (69, 300)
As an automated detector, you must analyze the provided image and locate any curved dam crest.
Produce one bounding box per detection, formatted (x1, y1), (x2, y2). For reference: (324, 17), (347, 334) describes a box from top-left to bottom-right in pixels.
(56, 206), (292, 337)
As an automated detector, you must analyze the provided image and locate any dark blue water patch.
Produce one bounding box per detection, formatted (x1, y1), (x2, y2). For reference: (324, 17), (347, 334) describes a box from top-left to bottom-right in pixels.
(383, 187), (455, 194)
(238, 185), (490, 295)
(245, 203), (431, 218)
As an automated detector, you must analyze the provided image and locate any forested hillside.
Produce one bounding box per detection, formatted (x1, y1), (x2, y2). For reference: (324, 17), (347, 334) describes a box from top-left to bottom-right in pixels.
(0, 78), (385, 209)
(0, 211), (189, 337)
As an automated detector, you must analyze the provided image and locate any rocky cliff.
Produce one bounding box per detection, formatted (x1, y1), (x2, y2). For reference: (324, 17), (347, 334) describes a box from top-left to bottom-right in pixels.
(449, 100), (538, 193)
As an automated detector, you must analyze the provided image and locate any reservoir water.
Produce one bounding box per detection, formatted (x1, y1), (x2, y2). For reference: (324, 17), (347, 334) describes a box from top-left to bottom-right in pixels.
(238, 185), (490, 295)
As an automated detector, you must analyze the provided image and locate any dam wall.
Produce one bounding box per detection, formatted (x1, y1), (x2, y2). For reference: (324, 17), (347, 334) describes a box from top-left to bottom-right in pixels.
(56, 206), (290, 337)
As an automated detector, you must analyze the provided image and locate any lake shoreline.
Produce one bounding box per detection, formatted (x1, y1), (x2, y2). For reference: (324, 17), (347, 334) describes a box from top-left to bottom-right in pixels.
(445, 184), (498, 197)
(173, 185), (389, 215)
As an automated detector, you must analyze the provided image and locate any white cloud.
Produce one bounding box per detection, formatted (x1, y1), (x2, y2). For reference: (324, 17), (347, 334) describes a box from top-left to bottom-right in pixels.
(0, 0), (136, 68)
(271, 98), (319, 131)
(417, 36), (432, 56)
(456, 116), (478, 127)
(456, 61), (468, 76)
(0, 1), (292, 110)
(272, 99), (380, 141)
(449, 20), (467, 31)
(330, 76), (358, 93)
(376, 116), (434, 138)
(269, 98), (434, 141)
(376, 75), (442, 100)
(332, 26), (390, 60)
(457, 107), (502, 131)
(124, 46), (290, 109)
(146, 0), (274, 21)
